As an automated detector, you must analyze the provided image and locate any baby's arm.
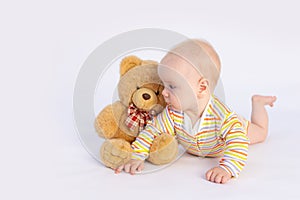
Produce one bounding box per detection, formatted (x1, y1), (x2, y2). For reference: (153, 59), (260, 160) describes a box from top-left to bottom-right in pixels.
(206, 113), (250, 183)
(115, 126), (161, 174)
(115, 106), (175, 175)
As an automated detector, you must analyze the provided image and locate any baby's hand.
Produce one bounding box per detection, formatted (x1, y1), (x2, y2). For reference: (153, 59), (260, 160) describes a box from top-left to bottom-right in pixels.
(206, 167), (232, 184)
(114, 159), (144, 175)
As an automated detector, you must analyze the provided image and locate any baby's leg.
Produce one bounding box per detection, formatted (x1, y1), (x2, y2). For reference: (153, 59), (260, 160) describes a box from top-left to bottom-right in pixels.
(247, 95), (277, 144)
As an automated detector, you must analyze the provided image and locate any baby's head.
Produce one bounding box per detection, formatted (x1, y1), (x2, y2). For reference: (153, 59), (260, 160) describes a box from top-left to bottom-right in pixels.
(158, 39), (221, 112)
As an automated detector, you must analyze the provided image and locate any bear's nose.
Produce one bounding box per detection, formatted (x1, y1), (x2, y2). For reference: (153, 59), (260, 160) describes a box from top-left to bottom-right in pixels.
(142, 93), (151, 100)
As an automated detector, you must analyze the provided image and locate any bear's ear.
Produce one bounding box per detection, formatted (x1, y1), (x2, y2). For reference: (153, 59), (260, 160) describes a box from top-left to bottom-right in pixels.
(141, 60), (158, 66)
(120, 55), (142, 76)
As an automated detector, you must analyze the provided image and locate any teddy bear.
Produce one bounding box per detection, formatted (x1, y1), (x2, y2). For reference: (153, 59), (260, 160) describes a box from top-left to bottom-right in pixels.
(94, 55), (179, 169)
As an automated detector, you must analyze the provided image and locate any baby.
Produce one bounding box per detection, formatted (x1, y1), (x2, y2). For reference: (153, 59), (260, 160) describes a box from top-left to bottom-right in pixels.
(115, 39), (277, 184)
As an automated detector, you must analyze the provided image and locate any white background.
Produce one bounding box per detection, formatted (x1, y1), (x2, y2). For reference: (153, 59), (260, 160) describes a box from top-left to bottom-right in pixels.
(1, 0), (300, 199)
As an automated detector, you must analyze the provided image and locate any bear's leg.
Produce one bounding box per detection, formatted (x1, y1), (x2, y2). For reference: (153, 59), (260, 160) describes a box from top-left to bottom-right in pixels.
(100, 139), (133, 169)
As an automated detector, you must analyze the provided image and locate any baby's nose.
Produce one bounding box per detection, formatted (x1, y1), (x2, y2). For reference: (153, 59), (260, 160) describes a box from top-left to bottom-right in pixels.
(162, 88), (169, 97)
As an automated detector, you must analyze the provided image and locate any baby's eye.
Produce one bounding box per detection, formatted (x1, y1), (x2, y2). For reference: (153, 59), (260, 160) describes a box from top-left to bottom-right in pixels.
(169, 85), (176, 89)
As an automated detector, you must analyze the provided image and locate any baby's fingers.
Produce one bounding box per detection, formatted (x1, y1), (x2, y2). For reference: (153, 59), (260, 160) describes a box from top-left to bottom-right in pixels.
(130, 163), (140, 175)
(214, 173), (223, 184)
(124, 163), (131, 173)
(137, 162), (144, 172)
(221, 174), (231, 184)
(206, 169), (213, 181)
(114, 165), (124, 174)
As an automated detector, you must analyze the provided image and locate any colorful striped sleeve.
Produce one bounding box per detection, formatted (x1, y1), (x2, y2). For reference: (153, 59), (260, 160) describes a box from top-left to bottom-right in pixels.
(219, 113), (250, 177)
(131, 106), (175, 160)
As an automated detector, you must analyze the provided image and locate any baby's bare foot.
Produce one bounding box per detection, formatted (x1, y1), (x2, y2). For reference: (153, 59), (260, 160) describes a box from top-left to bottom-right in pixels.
(252, 95), (277, 107)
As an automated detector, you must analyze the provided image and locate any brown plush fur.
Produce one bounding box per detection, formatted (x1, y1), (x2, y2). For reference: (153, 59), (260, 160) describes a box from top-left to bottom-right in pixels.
(95, 55), (178, 169)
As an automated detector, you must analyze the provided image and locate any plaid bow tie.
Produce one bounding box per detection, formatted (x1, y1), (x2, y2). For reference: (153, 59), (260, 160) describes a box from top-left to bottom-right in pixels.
(125, 103), (151, 131)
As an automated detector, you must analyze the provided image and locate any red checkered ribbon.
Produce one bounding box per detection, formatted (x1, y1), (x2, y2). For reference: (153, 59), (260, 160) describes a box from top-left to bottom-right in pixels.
(125, 103), (151, 131)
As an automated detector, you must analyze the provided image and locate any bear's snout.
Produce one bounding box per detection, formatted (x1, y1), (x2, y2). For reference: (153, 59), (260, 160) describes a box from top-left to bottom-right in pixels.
(132, 88), (158, 111)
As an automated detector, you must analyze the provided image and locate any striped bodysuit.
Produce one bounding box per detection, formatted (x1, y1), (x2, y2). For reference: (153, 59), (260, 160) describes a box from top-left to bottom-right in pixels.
(131, 95), (250, 177)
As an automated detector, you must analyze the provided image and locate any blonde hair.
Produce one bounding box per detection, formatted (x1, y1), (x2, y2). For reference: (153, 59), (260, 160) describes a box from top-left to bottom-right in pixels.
(167, 39), (221, 92)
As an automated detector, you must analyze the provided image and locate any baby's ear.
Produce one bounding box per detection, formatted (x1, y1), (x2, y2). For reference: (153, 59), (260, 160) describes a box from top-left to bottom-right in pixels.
(120, 56), (142, 76)
(198, 78), (209, 94)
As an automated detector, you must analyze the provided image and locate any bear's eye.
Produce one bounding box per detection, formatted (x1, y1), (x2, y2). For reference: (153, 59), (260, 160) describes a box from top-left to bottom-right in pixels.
(136, 86), (140, 90)
(155, 90), (159, 95)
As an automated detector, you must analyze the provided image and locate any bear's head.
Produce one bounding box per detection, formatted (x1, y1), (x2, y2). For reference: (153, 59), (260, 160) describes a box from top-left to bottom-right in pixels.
(118, 55), (166, 115)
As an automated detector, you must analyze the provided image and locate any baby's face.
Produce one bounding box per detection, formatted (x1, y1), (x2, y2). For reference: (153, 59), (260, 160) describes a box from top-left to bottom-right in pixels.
(158, 54), (201, 112)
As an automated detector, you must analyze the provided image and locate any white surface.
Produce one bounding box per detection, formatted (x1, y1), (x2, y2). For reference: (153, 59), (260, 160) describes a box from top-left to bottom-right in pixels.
(1, 0), (300, 199)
